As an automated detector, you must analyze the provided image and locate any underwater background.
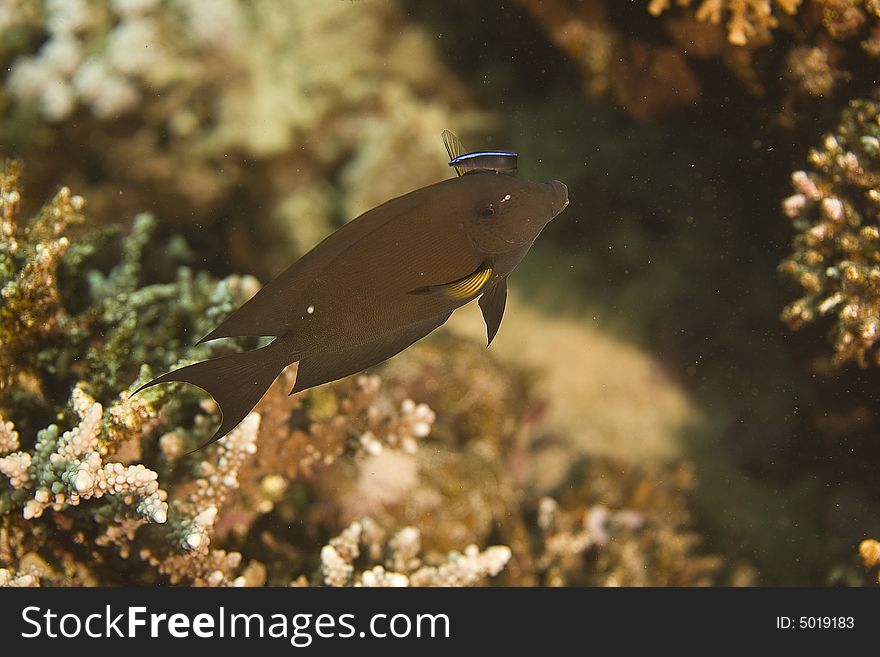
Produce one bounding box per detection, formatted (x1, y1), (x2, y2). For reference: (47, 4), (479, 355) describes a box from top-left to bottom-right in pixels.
(1, 0), (880, 586)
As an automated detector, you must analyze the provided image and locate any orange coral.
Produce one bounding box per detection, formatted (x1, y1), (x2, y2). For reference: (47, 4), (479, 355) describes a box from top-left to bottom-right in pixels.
(213, 372), (436, 541)
(649, 0), (803, 46)
(524, 0), (878, 113)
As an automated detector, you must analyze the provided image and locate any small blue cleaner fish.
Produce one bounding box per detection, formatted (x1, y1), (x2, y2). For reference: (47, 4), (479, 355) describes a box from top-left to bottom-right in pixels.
(137, 131), (569, 447)
(446, 131), (518, 175)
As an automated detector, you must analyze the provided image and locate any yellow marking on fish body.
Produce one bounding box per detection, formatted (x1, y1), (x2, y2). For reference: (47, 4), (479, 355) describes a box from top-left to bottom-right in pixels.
(441, 265), (492, 299)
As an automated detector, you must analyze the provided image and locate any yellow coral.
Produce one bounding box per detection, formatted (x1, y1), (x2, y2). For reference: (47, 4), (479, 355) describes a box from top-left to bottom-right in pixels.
(648, 0), (802, 45)
(0, 161), (85, 395)
(860, 539), (880, 567)
(860, 539), (880, 583)
(780, 93), (880, 366)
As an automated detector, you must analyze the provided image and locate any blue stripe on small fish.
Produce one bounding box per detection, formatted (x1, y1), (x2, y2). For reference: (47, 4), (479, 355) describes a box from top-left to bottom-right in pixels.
(449, 151), (517, 165)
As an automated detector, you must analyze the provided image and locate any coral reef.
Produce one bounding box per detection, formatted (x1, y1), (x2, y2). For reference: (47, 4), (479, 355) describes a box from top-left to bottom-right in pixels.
(648, 0), (802, 47)
(0, 0), (487, 276)
(318, 519), (511, 587)
(530, 461), (751, 586)
(0, 162), (529, 587)
(212, 371), (438, 544)
(516, 0), (879, 120)
(0, 385), (167, 524)
(0, 155), (756, 588)
(779, 91), (880, 366)
(3, 0), (879, 592)
(0, 161), (255, 408)
(297, 338), (731, 588)
(0, 160), (83, 394)
(0, 160), (270, 585)
(654, 0), (880, 102)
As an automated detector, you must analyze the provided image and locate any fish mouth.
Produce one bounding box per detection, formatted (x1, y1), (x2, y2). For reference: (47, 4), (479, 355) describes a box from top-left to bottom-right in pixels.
(548, 180), (569, 217)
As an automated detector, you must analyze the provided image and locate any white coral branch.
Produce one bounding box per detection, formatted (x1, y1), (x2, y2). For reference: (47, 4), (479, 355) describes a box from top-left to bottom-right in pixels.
(319, 519), (511, 588)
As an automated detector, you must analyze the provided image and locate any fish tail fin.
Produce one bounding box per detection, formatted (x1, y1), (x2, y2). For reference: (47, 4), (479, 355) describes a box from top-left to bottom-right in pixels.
(135, 339), (290, 449)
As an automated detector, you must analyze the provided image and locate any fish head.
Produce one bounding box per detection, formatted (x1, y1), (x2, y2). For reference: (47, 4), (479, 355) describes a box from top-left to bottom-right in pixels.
(456, 173), (569, 254)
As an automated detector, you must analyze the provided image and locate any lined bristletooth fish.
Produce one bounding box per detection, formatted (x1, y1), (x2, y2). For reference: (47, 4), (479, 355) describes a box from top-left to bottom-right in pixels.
(136, 131), (569, 447)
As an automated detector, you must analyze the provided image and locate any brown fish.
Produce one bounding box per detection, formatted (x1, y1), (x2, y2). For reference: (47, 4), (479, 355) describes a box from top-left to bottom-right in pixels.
(137, 143), (569, 447)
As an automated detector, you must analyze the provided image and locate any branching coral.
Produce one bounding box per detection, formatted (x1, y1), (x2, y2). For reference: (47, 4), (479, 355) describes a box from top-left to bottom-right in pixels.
(0, 161), (84, 394)
(0, 386), (166, 523)
(6, 0), (214, 122)
(648, 0), (802, 46)
(0, 162), (271, 585)
(0, 420), (18, 454)
(518, 0), (878, 120)
(216, 372), (436, 537)
(318, 519), (511, 587)
(785, 45), (847, 97)
(650, 0), (880, 100)
(780, 91), (880, 366)
(137, 412), (265, 586)
(292, 338), (733, 588)
(647, 0), (876, 58)
(0, 158), (256, 408)
(815, 0), (880, 43)
(0, 375), (265, 587)
(530, 461), (734, 586)
(298, 339), (531, 560)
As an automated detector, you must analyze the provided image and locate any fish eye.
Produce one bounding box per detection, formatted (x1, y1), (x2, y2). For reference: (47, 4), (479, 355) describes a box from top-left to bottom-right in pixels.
(479, 204), (496, 218)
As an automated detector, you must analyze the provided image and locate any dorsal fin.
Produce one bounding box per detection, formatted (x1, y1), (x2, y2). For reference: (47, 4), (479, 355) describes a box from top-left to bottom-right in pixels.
(442, 129), (466, 177)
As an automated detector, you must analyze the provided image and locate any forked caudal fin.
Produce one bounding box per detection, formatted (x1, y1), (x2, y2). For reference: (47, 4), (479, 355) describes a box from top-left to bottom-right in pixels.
(134, 339), (290, 449)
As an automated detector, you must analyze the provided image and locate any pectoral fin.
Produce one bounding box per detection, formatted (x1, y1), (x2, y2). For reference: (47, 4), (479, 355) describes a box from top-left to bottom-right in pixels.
(410, 261), (493, 300)
(479, 278), (507, 346)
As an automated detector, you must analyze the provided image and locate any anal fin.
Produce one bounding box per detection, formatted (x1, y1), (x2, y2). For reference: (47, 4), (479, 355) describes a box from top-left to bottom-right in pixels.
(290, 313), (452, 394)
